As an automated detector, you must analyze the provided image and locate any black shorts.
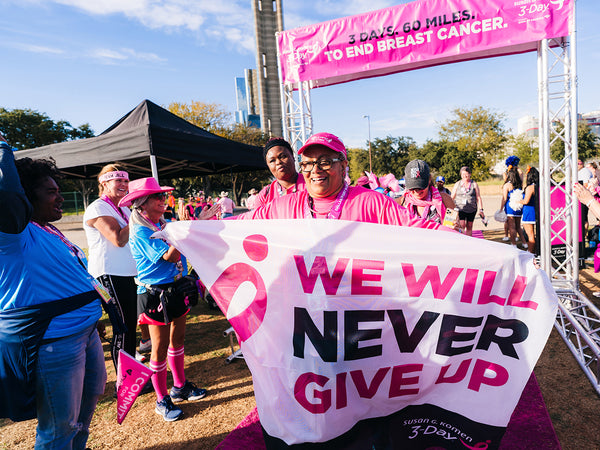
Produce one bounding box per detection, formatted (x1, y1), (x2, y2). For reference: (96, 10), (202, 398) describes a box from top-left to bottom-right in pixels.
(458, 210), (477, 222)
(138, 283), (189, 324)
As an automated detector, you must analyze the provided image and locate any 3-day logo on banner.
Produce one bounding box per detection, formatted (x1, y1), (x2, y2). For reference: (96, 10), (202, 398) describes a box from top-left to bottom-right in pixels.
(277, 0), (574, 88)
(116, 350), (153, 424)
(155, 219), (557, 448)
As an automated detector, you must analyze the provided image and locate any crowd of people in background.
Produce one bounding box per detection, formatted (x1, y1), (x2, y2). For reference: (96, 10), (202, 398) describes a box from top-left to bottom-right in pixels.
(4, 123), (596, 447)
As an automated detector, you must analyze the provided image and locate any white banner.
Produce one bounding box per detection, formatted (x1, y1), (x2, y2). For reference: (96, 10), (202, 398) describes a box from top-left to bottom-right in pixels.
(155, 219), (557, 447)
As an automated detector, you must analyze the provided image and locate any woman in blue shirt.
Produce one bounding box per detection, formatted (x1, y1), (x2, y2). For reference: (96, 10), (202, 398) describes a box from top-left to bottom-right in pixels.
(119, 177), (217, 421)
(0, 136), (106, 449)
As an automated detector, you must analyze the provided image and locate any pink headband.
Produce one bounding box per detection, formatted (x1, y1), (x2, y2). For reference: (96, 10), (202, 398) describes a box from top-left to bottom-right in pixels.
(99, 170), (129, 183)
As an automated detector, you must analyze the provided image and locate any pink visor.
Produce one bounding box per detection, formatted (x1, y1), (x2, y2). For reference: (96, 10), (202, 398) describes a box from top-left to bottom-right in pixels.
(298, 132), (347, 158)
(99, 170), (129, 183)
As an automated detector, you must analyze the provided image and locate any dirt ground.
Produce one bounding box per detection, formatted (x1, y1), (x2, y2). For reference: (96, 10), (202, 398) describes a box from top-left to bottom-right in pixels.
(2, 226), (600, 449)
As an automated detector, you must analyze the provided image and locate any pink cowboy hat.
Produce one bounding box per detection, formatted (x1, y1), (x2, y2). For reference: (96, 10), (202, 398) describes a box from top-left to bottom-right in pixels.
(118, 177), (173, 207)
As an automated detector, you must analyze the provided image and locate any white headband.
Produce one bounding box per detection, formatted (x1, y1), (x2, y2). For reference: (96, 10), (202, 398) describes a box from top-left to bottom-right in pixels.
(99, 170), (129, 183)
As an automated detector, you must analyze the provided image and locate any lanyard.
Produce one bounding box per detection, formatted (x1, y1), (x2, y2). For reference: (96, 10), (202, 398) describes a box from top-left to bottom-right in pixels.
(304, 183), (350, 219)
(31, 221), (116, 304)
(101, 195), (129, 224)
(30, 221), (87, 269)
(138, 214), (184, 280)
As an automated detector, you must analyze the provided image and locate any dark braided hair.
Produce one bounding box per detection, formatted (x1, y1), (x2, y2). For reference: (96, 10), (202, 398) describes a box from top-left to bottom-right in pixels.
(263, 137), (294, 160)
(14, 157), (61, 203)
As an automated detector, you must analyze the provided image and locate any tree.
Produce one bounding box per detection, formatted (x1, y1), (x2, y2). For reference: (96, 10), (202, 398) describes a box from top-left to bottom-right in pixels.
(416, 139), (473, 183)
(347, 136), (416, 182)
(550, 120), (599, 163)
(437, 106), (509, 179)
(0, 108), (94, 150)
(506, 134), (539, 167)
(166, 101), (271, 205)
(167, 101), (232, 133)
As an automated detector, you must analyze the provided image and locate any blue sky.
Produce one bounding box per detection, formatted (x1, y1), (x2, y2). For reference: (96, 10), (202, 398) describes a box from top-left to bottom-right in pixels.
(1, 0), (598, 149)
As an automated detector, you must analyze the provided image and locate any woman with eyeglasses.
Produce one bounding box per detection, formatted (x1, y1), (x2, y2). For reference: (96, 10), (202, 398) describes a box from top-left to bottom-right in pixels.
(233, 133), (449, 448)
(238, 134), (448, 225)
(119, 178), (218, 421)
(397, 159), (455, 225)
(255, 137), (306, 208)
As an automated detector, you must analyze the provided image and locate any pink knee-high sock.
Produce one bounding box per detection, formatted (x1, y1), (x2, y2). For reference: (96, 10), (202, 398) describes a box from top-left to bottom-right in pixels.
(167, 346), (186, 388)
(149, 360), (169, 401)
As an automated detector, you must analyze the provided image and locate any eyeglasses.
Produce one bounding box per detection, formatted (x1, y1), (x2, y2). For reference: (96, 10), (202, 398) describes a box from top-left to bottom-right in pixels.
(299, 158), (342, 173)
(149, 192), (167, 200)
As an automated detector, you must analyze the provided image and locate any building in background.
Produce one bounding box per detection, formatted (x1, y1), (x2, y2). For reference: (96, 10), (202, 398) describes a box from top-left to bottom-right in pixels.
(517, 115), (539, 138)
(518, 111), (600, 140)
(581, 111), (600, 138)
(234, 69), (261, 128)
(251, 0), (284, 137)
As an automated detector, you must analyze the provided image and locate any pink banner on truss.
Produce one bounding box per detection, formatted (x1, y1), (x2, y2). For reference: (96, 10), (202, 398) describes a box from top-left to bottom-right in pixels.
(277, 0), (573, 88)
(550, 184), (582, 247)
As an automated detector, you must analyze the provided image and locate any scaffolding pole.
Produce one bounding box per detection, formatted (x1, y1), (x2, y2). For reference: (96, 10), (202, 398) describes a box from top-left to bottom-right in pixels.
(538, 6), (600, 395)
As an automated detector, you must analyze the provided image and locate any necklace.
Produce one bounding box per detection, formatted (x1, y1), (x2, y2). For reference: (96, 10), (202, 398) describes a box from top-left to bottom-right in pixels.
(276, 174), (299, 196)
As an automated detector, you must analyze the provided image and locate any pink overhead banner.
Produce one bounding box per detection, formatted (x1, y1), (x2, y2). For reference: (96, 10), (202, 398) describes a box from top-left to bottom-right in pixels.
(277, 0), (573, 88)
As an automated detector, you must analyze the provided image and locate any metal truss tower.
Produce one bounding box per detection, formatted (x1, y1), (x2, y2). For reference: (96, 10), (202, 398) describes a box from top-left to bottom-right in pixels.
(277, 1), (600, 394)
(252, 0), (284, 137)
(538, 8), (600, 395)
(280, 81), (313, 152)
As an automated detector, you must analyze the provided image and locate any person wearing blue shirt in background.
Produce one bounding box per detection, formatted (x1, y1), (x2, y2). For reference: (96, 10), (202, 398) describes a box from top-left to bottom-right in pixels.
(0, 133), (106, 449)
(119, 178), (218, 422)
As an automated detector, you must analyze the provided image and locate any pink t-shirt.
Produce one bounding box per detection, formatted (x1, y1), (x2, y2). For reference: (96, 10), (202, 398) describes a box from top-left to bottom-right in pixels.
(255, 175), (306, 209)
(218, 197), (235, 214)
(237, 185), (447, 230)
(245, 194), (259, 210)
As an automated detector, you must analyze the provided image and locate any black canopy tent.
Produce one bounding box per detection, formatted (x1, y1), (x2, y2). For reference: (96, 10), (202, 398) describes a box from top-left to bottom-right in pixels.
(14, 99), (266, 179)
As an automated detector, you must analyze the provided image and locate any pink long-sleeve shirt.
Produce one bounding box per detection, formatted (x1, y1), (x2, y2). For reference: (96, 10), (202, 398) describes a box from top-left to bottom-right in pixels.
(255, 175), (307, 209)
(237, 185), (447, 230)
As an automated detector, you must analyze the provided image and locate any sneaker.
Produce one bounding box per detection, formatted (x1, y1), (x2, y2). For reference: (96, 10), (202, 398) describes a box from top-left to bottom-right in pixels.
(139, 338), (152, 353)
(135, 351), (146, 362)
(170, 380), (207, 403)
(502, 236), (510, 241)
(155, 396), (183, 422)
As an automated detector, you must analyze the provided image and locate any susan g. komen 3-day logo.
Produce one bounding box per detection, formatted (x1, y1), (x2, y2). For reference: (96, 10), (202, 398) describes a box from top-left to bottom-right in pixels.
(208, 234), (269, 342)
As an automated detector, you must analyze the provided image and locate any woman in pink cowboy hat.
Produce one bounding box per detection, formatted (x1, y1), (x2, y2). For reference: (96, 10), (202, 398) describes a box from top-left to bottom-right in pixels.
(119, 177), (217, 421)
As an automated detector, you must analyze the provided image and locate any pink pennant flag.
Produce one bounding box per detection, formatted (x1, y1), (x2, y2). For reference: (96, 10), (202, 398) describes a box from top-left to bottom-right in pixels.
(116, 350), (153, 424)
